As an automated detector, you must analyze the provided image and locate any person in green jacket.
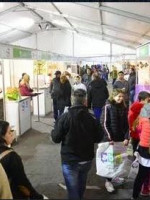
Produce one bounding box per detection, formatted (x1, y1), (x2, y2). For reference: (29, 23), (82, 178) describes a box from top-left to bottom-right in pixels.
(110, 66), (118, 85)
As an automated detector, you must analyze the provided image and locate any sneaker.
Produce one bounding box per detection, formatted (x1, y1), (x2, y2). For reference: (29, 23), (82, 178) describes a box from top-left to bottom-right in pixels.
(105, 180), (115, 193)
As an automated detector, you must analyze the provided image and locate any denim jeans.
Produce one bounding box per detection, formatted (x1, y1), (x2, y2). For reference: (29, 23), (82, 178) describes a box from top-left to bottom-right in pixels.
(93, 107), (102, 123)
(130, 90), (135, 104)
(62, 161), (92, 200)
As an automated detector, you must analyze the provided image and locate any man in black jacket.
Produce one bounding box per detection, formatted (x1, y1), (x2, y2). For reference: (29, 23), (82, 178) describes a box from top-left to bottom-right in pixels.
(50, 71), (61, 120)
(128, 68), (136, 104)
(51, 89), (103, 200)
(88, 72), (109, 122)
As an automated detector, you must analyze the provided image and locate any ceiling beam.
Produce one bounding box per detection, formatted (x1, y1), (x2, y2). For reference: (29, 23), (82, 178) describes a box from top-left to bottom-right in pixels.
(0, 4), (22, 17)
(26, 5), (99, 26)
(75, 3), (150, 24)
(20, 2), (56, 28)
(99, 5), (150, 24)
(51, 2), (78, 33)
(99, 2), (103, 40)
(77, 27), (140, 45)
(102, 24), (150, 40)
(78, 31), (136, 50)
(28, 4), (150, 40)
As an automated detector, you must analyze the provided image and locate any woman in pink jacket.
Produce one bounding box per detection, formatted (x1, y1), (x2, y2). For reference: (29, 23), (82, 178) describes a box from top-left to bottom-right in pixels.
(132, 103), (150, 199)
(19, 74), (34, 96)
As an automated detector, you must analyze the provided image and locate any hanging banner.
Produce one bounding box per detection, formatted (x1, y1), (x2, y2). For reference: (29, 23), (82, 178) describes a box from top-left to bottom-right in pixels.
(137, 43), (150, 58)
(33, 60), (47, 75)
(13, 48), (32, 59)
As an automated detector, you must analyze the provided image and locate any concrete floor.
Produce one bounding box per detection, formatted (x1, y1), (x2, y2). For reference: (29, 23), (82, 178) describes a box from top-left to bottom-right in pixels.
(13, 113), (149, 199)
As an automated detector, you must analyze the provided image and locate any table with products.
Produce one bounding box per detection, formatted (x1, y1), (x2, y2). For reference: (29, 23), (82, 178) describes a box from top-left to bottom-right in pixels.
(5, 96), (32, 137)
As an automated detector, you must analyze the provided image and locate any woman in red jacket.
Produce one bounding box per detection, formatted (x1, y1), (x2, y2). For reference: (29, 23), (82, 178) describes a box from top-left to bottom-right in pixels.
(128, 91), (150, 153)
(132, 103), (150, 199)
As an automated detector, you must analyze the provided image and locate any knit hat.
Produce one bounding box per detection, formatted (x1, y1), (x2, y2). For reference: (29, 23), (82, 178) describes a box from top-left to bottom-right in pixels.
(140, 103), (150, 118)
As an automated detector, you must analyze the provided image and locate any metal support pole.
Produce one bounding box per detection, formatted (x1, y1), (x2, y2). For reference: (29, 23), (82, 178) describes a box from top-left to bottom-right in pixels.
(36, 71), (40, 122)
(35, 33), (40, 122)
(72, 32), (74, 57)
(1, 60), (6, 120)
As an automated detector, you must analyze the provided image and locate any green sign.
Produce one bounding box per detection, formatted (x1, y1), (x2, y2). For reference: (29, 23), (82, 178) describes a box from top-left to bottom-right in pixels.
(138, 44), (149, 58)
(13, 48), (31, 59)
(41, 52), (51, 60)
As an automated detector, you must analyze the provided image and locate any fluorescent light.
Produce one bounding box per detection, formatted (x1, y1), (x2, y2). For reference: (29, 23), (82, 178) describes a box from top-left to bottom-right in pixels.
(11, 17), (34, 29)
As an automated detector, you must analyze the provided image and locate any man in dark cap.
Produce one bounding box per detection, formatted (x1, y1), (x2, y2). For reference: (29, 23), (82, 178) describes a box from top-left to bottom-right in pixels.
(50, 71), (61, 120)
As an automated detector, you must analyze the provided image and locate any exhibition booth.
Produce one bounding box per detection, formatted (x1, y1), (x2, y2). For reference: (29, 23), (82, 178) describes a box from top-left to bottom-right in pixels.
(0, 44), (76, 137)
(135, 43), (150, 99)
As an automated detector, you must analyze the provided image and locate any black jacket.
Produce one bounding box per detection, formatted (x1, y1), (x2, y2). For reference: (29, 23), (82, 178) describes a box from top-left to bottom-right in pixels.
(0, 145), (43, 199)
(51, 105), (103, 163)
(50, 77), (61, 99)
(88, 79), (109, 108)
(57, 80), (71, 110)
(100, 101), (129, 142)
(128, 73), (136, 92)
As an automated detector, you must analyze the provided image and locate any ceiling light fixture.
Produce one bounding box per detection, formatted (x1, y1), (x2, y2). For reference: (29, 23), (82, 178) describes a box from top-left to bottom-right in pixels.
(38, 24), (42, 30)
(45, 24), (49, 30)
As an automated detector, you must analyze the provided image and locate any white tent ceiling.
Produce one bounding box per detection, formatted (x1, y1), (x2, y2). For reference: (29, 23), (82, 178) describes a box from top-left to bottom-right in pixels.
(0, 2), (150, 49)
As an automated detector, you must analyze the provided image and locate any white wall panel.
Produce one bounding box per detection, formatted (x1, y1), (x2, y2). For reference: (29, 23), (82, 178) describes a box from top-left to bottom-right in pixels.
(12, 30), (135, 57)
(74, 34), (110, 57)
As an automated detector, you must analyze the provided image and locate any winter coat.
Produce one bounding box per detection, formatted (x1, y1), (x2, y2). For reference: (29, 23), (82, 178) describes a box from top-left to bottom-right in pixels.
(128, 101), (144, 140)
(51, 105), (103, 163)
(100, 100), (129, 142)
(128, 73), (136, 92)
(82, 74), (92, 87)
(50, 77), (61, 99)
(0, 145), (43, 199)
(87, 79), (109, 108)
(19, 84), (33, 96)
(138, 104), (150, 159)
(110, 70), (117, 79)
(57, 80), (71, 111)
(0, 163), (12, 199)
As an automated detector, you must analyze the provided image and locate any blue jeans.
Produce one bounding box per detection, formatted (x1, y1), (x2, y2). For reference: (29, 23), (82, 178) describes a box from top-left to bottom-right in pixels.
(93, 107), (102, 122)
(130, 90), (135, 104)
(62, 161), (92, 200)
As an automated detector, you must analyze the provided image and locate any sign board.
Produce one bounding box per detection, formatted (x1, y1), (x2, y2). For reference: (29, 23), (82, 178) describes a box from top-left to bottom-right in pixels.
(13, 48), (32, 59)
(33, 60), (47, 75)
(137, 43), (150, 58)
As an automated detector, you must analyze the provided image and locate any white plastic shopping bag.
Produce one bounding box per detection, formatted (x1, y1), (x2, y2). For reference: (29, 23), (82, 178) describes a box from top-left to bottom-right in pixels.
(96, 142), (132, 179)
(128, 159), (139, 180)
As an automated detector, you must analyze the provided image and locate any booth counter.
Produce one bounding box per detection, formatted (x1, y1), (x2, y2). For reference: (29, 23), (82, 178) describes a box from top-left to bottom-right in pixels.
(5, 96), (31, 137)
(32, 86), (52, 116)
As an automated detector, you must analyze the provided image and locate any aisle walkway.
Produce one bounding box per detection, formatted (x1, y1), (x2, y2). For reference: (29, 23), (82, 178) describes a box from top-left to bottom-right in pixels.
(13, 114), (148, 199)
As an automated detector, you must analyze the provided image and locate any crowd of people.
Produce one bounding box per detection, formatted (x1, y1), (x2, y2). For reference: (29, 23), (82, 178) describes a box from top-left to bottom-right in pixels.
(50, 65), (149, 200)
(0, 64), (149, 200)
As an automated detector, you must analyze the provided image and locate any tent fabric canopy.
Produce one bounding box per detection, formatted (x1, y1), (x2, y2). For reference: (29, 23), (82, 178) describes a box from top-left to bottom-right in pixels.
(0, 2), (150, 50)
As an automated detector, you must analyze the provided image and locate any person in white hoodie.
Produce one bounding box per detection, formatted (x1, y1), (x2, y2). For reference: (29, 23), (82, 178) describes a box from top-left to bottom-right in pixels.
(73, 75), (87, 92)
